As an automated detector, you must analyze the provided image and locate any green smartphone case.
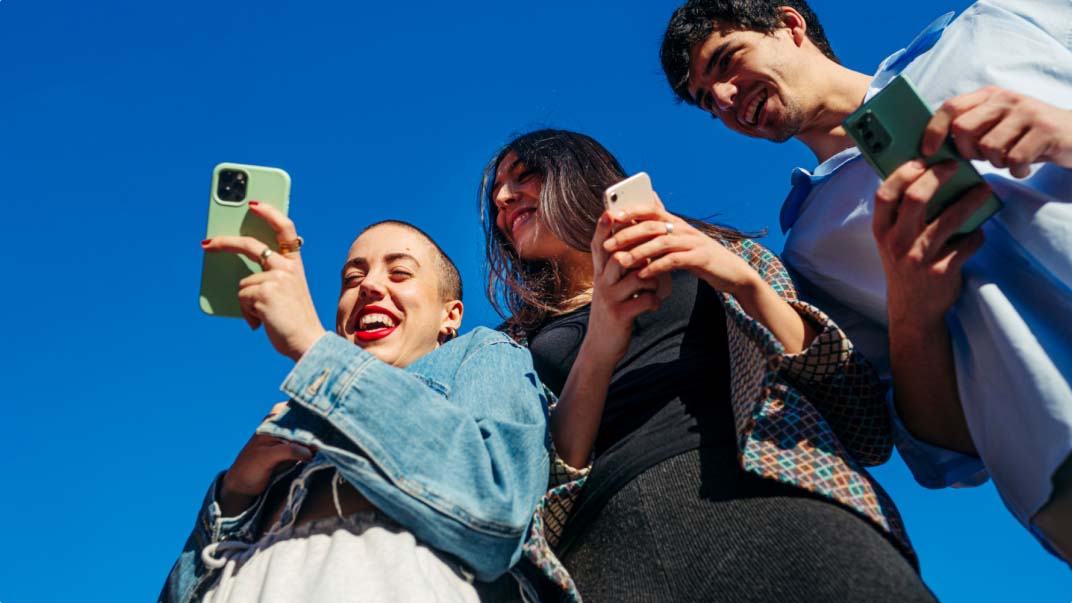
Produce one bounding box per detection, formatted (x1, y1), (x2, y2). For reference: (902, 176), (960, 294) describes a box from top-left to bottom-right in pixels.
(199, 162), (291, 317)
(843, 75), (1003, 234)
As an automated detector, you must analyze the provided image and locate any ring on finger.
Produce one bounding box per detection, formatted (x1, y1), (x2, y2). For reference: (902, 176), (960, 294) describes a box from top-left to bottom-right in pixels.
(664, 221), (674, 235)
(279, 236), (304, 255)
(259, 247), (274, 268)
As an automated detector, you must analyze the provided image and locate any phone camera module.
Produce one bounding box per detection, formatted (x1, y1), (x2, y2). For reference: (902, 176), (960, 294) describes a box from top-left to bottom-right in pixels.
(610, 193), (618, 203)
(218, 169), (248, 202)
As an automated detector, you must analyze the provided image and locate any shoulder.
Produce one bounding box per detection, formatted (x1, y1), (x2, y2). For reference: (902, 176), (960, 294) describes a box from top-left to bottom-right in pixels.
(452, 327), (532, 365)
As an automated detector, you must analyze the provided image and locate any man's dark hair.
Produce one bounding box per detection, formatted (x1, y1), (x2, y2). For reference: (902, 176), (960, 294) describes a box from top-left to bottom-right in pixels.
(660, 0), (838, 105)
(359, 220), (463, 302)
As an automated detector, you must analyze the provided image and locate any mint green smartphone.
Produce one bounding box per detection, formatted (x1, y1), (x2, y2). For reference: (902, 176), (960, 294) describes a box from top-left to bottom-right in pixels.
(843, 75), (1002, 234)
(199, 162), (291, 317)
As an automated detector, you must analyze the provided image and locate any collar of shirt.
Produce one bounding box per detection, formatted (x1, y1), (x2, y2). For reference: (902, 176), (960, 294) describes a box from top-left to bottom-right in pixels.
(779, 11), (955, 234)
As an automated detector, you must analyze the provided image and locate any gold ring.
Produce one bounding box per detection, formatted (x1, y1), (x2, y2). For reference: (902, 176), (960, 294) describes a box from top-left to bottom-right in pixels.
(279, 236), (304, 255)
(259, 248), (274, 267)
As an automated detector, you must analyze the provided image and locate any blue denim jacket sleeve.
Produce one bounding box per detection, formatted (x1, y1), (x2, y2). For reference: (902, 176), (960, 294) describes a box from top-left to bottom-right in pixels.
(258, 327), (550, 581)
(158, 473), (264, 603)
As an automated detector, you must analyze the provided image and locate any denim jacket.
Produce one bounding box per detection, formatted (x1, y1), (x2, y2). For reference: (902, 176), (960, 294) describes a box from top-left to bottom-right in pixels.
(159, 326), (551, 602)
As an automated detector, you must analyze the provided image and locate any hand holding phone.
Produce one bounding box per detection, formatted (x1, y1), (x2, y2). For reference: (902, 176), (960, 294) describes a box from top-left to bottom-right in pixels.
(199, 163), (291, 317)
(604, 172), (655, 228)
(843, 75), (1003, 234)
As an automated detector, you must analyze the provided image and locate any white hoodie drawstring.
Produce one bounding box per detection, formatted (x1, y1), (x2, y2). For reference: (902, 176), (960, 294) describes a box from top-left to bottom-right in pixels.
(201, 540), (252, 569)
(332, 470), (345, 518)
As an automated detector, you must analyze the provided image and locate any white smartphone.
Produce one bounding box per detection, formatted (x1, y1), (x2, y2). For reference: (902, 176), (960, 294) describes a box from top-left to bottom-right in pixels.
(604, 172), (655, 215)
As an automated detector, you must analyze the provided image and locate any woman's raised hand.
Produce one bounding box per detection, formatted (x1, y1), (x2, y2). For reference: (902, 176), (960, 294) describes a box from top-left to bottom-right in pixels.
(602, 193), (759, 295)
(585, 210), (664, 363)
(201, 203), (327, 361)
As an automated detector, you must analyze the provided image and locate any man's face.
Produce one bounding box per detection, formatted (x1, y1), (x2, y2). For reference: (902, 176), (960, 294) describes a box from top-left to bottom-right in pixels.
(686, 25), (809, 142)
(335, 224), (457, 368)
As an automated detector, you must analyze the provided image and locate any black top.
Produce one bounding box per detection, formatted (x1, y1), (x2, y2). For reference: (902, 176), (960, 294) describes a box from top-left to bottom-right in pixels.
(528, 270), (735, 549)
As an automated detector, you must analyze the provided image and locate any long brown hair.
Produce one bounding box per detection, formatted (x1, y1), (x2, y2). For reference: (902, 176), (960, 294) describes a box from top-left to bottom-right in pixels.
(479, 129), (754, 334)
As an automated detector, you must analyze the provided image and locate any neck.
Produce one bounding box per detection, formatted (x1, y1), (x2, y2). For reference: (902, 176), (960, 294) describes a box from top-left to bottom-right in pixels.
(796, 66), (872, 164)
(555, 250), (595, 312)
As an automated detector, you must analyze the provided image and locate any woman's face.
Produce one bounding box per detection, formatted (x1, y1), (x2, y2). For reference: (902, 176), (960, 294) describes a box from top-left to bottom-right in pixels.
(335, 223), (461, 368)
(491, 151), (578, 262)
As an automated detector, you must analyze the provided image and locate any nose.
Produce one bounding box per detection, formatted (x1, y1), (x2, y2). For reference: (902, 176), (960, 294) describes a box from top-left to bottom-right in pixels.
(493, 182), (516, 211)
(358, 271), (387, 301)
(712, 81), (737, 112)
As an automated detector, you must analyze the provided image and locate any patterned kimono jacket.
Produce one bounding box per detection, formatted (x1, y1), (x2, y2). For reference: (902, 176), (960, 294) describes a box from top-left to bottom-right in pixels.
(507, 238), (916, 602)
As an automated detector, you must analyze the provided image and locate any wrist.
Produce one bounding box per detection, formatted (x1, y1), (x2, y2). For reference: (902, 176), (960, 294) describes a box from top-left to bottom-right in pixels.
(718, 270), (768, 309)
(888, 307), (946, 344)
(289, 328), (328, 362)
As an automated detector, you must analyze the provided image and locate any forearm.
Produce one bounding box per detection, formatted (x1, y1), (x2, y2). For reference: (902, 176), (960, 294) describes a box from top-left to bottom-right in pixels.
(727, 274), (818, 354)
(552, 338), (616, 468)
(889, 321), (977, 454)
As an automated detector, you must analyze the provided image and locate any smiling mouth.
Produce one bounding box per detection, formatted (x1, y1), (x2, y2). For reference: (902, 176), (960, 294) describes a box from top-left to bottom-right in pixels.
(510, 208), (536, 237)
(353, 308), (399, 342)
(742, 88), (768, 127)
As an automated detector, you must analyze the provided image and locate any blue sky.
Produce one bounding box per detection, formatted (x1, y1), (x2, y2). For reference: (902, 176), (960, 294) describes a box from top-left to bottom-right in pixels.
(1, 0), (1068, 601)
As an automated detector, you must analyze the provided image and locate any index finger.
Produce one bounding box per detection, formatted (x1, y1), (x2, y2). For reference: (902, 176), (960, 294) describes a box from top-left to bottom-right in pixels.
(591, 211), (615, 274)
(203, 235), (287, 269)
(248, 201), (300, 246)
(922, 87), (995, 156)
(611, 203), (671, 226)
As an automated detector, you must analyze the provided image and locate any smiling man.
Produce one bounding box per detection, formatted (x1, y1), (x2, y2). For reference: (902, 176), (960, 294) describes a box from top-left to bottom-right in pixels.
(162, 215), (548, 602)
(661, 0), (1072, 560)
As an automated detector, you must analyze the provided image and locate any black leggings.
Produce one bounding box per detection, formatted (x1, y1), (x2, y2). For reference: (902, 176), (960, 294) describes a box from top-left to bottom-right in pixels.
(560, 448), (935, 603)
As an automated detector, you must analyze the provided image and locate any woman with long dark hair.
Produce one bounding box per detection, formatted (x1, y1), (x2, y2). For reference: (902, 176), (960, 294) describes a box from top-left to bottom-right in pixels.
(480, 129), (933, 602)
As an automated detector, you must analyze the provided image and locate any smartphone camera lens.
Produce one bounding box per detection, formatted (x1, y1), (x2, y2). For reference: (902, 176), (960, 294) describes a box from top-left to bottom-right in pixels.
(610, 193), (618, 203)
(217, 169), (248, 202)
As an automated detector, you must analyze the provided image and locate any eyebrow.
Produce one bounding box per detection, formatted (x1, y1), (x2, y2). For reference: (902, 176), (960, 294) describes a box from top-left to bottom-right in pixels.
(341, 253), (422, 276)
(489, 157), (526, 200)
(692, 41), (732, 109)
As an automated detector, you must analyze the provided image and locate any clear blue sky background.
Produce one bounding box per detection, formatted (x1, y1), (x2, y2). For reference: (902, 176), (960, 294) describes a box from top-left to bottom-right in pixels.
(1, 1), (1068, 601)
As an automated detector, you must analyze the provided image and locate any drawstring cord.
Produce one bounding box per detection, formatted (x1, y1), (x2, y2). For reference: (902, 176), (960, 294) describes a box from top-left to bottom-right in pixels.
(332, 470), (345, 518)
(201, 540), (252, 569)
(202, 468), (346, 585)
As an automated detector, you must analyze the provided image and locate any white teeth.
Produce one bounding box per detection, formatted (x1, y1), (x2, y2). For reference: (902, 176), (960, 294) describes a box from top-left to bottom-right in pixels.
(358, 312), (397, 330)
(744, 89), (767, 126)
(512, 209), (534, 233)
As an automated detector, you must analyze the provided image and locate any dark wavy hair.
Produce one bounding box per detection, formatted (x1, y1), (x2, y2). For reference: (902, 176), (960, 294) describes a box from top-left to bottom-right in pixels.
(661, 0), (838, 105)
(479, 129), (754, 334)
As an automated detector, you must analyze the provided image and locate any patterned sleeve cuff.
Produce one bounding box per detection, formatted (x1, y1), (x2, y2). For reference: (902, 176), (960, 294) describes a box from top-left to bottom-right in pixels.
(780, 300), (854, 378)
(887, 390), (989, 488)
(549, 453), (591, 487)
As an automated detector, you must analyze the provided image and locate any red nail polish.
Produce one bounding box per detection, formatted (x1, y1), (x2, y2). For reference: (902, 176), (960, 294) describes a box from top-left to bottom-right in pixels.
(201, 239), (212, 246)
(248, 201), (259, 206)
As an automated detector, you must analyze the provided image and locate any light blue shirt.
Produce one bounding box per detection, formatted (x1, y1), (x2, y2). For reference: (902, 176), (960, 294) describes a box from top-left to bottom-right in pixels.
(779, 0), (1072, 536)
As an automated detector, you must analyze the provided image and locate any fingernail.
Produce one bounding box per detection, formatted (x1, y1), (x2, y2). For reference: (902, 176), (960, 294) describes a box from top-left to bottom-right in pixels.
(614, 211), (625, 219)
(201, 239), (212, 246)
(248, 201), (260, 206)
